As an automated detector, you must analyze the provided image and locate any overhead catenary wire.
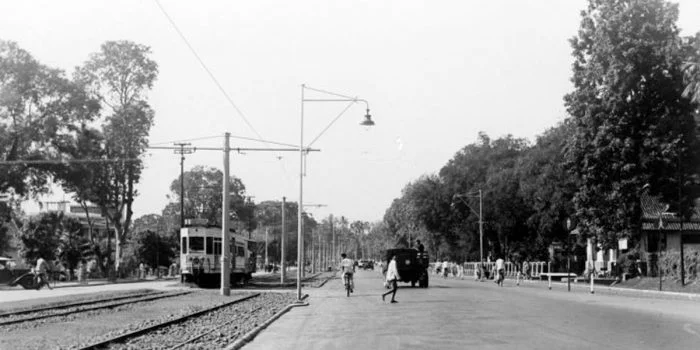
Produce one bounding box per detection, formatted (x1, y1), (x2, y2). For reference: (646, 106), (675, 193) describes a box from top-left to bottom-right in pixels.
(149, 135), (222, 146)
(0, 158), (141, 165)
(153, 0), (296, 192)
(153, 0), (264, 143)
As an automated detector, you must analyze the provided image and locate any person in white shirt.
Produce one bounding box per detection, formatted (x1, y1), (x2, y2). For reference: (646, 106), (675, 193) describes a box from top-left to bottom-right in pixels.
(495, 257), (505, 287)
(35, 257), (52, 290)
(339, 253), (355, 293)
(382, 255), (401, 303)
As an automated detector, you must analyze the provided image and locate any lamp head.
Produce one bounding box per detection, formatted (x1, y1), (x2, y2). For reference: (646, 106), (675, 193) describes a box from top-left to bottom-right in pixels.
(360, 109), (375, 126)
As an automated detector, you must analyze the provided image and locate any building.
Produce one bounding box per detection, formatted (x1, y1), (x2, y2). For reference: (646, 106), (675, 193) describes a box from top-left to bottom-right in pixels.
(584, 194), (700, 276)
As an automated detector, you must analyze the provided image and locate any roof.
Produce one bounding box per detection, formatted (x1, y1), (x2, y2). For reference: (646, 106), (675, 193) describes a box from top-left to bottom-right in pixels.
(641, 193), (700, 231)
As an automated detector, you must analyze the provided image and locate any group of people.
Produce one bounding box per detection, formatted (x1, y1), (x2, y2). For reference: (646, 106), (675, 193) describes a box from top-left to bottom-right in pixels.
(434, 260), (465, 279)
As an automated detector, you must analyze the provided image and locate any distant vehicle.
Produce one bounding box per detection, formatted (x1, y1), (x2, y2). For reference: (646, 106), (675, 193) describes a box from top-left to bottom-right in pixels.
(180, 222), (257, 287)
(382, 248), (429, 288)
(357, 259), (374, 270)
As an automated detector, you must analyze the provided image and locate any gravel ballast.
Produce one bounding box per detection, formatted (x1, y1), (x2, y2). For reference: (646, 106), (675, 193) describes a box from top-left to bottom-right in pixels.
(0, 290), (296, 350)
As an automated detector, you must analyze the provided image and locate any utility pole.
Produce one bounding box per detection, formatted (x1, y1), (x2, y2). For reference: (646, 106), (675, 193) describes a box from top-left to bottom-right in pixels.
(174, 143), (194, 228)
(221, 133), (231, 296)
(265, 227), (269, 268)
(281, 197), (286, 283)
(330, 214), (335, 266)
(679, 155), (685, 287)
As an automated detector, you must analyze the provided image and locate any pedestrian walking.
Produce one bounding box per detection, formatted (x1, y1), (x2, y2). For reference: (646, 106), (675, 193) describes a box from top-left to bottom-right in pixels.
(442, 260), (449, 279)
(523, 260), (530, 280)
(382, 255), (400, 304)
(495, 256), (505, 287)
(139, 262), (146, 280)
(35, 257), (52, 290)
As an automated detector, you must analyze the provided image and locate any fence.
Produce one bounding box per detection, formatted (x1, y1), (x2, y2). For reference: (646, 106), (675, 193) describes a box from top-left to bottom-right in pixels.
(462, 261), (548, 279)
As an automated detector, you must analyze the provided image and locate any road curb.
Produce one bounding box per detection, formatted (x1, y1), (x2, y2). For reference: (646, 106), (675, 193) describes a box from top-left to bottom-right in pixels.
(248, 273), (326, 288)
(223, 294), (310, 350)
(504, 276), (700, 301)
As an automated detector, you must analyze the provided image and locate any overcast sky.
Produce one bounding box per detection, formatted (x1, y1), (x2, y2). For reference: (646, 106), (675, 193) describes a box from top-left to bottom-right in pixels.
(3, 0), (699, 223)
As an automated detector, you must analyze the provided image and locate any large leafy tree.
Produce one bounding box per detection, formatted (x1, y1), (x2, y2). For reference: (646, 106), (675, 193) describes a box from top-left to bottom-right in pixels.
(517, 123), (578, 259)
(168, 165), (257, 233)
(0, 40), (98, 196)
(69, 41), (158, 271)
(19, 211), (84, 268)
(564, 0), (700, 249)
(681, 33), (700, 104)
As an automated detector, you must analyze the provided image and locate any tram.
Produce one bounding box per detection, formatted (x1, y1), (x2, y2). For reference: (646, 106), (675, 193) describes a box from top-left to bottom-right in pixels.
(180, 219), (257, 286)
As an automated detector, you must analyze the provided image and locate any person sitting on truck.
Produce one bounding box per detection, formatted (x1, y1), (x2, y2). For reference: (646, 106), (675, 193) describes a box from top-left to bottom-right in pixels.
(415, 240), (425, 254)
(340, 253), (355, 293)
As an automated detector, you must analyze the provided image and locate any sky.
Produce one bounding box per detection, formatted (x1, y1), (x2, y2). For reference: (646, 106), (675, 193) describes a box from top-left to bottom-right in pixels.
(2, 0), (699, 223)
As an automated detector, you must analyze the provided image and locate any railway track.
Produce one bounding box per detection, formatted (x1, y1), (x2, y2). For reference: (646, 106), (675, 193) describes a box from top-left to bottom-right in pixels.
(0, 290), (192, 326)
(79, 292), (262, 350)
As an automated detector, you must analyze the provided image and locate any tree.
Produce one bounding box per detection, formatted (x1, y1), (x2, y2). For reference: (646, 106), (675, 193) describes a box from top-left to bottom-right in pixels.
(133, 229), (177, 272)
(0, 40), (98, 196)
(168, 165), (257, 232)
(564, 0), (700, 249)
(681, 33), (700, 104)
(19, 212), (84, 268)
(73, 41), (158, 271)
(56, 214), (87, 278)
(517, 123), (578, 260)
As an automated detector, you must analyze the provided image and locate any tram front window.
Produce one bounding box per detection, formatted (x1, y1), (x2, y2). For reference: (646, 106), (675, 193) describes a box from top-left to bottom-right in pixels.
(190, 237), (204, 252)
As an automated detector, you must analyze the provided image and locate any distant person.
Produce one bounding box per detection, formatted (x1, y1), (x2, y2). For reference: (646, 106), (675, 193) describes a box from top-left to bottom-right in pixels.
(139, 262), (146, 280)
(382, 255), (400, 303)
(35, 257), (52, 290)
(495, 256), (505, 287)
(523, 260), (531, 280)
(416, 240), (425, 253)
(442, 260), (449, 279)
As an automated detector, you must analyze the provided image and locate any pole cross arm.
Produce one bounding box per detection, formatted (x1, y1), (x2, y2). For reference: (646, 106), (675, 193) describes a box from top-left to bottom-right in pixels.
(453, 194), (480, 218)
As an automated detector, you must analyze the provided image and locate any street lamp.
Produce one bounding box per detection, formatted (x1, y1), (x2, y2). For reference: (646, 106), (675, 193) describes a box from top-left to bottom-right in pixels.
(452, 190), (483, 280)
(297, 84), (374, 301)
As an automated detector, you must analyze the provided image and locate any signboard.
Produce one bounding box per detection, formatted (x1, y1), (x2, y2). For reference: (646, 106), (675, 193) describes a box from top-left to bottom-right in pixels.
(618, 238), (628, 250)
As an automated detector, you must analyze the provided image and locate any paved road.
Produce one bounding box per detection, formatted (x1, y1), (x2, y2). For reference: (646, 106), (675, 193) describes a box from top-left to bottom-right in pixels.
(244, 269), (700, 350)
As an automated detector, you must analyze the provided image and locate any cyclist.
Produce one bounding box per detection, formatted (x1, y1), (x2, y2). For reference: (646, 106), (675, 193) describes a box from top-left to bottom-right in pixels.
(340, 253), (355, 293)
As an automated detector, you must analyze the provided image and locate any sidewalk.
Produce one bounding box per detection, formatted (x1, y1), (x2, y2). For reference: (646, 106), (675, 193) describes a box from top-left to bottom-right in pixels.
(242, 270), (410, 350)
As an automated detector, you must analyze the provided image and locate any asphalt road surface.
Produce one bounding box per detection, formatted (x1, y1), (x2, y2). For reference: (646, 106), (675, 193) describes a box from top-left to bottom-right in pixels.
(245, 269), (700, 350)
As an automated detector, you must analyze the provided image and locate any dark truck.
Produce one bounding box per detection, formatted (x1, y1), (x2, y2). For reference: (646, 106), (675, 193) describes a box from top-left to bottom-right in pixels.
(383, 248), (429, 288)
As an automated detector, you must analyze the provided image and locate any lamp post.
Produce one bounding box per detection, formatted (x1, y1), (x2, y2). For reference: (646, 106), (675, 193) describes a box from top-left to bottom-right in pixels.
(453, 190), (483, 280)
(297, 84), (374, 301)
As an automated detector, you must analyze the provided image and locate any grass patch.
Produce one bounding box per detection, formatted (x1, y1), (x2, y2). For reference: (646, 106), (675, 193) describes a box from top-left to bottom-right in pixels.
(0, 289), (156, 313)
(616, 277), (700, 294)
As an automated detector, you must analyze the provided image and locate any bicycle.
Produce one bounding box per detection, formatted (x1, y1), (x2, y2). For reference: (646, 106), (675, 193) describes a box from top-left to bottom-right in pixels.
(343, 273), (354, 297)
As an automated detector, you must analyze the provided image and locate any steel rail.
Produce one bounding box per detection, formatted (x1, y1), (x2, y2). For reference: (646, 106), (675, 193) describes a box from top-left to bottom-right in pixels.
(0, 291), (192, 326)
(78, 293), (261, 350)
(0, 291), (166, 318)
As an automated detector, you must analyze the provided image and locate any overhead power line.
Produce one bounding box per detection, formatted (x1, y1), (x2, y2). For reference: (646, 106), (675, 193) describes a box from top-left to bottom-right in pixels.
(0, 158), (141, 165)
(153, 0), (267, 144)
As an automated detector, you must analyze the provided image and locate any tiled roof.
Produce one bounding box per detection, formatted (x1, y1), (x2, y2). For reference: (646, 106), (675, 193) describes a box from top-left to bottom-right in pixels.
(642, 222), (700, 231)
(641, 193), (700, 231)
